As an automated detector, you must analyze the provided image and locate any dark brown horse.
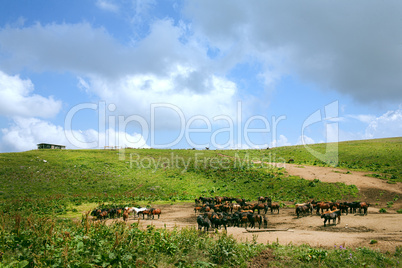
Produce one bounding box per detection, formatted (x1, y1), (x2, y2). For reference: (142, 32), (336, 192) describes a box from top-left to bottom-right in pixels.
(269, 203), (280, 214)
(315, 202), (331, 215)
(150, 208), (161, 219)
(321, 209), (341, 226)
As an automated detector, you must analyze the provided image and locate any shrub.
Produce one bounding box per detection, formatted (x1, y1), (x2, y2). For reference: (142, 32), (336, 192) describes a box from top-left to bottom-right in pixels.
(379, 208), (387, 213)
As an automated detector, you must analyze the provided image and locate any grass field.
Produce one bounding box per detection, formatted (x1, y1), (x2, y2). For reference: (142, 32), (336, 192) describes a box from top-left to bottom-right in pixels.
(0, 147), (359, 215)
(224, 137), (402, 183)
(0, 137), (401, 267)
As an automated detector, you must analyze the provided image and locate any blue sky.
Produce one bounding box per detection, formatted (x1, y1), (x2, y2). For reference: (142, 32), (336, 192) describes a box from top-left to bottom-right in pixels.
(0, 0), (401, 152)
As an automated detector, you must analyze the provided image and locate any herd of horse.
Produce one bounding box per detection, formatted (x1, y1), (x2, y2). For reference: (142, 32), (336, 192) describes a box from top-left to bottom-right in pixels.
(90, 206), (162, 221)
(90, 197), (370, 231)
(194, 196), (370, 231)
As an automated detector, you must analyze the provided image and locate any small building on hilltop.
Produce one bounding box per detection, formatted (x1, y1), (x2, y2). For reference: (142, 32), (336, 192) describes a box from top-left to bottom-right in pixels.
(37, 143), (66, 150)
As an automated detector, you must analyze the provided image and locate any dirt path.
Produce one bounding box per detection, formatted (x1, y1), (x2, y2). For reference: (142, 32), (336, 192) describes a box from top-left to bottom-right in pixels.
(111, 203), (402, 253)
(264, 162), (402, 211)
(268, 162), (402, 195)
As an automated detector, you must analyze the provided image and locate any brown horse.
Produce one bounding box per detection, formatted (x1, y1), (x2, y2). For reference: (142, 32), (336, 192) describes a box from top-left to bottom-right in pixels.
(315, 202), (331, 215)
(194, 207), (202, 214)
(296, 204), (312, 217)
(359, 202), (369, 215)
(269, 203), (280, 214)
(150, 208), (161, 219)
(123, 210), (129, 221)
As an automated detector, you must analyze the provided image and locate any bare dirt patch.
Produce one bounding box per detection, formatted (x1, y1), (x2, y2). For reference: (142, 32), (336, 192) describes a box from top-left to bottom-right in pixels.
(106, 202), (402, 253)
(269, 162), (402, 195)
(247, 249), (276, 268)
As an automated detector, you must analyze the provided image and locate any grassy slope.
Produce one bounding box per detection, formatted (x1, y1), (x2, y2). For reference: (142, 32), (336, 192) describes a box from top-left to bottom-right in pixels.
(0, 147), (359, 215)
(0, 137), (400, 215)
(224, 137), (402, 183)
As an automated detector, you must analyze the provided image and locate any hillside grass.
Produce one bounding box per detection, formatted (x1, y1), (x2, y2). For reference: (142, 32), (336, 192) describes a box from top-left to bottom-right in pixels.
(0, 148), (358, 215)
(224, 137), (402, 183)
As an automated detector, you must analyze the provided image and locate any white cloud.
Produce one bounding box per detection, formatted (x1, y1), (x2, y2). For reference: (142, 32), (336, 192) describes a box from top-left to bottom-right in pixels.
(85, 69), (238, 130)
(129, 0), (156, 26)
(296, 135), (318, 146)
(271, 134), (291, 147)
(0, 20), (210, 83)
(0, 23), (127, 76)
(0, 117), (149, 153)
(0, 20), (237, 111)
(347, 114), (376, 124)
(96, 0), (120, 13)
(0, 71), (61, 118)
(364, 108), (402, 139)
(1, 117), (65, 152)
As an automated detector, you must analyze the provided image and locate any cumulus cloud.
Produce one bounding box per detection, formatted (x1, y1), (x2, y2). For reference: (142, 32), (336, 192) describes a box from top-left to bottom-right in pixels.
(0, 117), (149, 153)
(0, 71), (61, 118)
(271, 134), (291, 147)
(0, 20), (209, 83)
(184, 0), (402, 103)
(295, 135), (324, 146)
(346, 114), (376, 124)
(83, 68), (238, 130)
(364, 108), (402, 139)
(0, 23), (129, 76)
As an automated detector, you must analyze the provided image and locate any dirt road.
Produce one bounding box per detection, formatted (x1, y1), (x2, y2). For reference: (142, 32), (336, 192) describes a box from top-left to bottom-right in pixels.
(268, 162), (402, 195)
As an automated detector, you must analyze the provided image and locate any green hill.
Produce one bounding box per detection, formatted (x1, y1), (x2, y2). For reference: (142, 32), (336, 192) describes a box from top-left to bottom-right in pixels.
(1, 137), (400, 215)
(0, 144), (366, 215)
(0, 138), (401, 267)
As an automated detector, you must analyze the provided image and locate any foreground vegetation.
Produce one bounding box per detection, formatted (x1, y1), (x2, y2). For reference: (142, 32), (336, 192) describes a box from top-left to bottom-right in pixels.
(0, 212), (400, 267)
(0, 137), (401, 266)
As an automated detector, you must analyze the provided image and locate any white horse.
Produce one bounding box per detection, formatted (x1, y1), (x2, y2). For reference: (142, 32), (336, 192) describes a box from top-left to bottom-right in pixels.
(125, 207), (147, 218)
